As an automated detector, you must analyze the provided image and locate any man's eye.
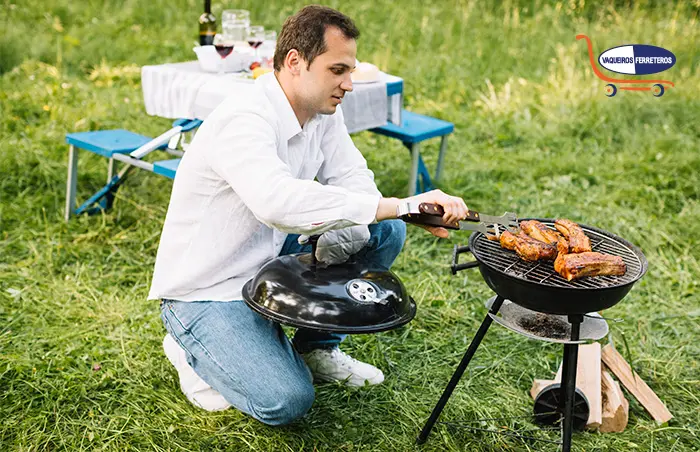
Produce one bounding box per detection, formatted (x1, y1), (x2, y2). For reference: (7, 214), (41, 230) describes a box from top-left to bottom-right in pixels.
(331, 68), (345, 75)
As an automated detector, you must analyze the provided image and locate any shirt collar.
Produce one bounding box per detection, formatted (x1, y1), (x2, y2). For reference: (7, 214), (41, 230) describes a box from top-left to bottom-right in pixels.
(258, 72), (321, 142)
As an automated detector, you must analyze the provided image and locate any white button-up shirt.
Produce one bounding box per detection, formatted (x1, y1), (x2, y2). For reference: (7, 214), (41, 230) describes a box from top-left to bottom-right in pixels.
(148, 72), (382, 302)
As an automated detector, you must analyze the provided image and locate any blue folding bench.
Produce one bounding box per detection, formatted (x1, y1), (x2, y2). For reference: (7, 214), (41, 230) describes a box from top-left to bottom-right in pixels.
(64, 119), (200, 220)
(370, 110), (454, 196)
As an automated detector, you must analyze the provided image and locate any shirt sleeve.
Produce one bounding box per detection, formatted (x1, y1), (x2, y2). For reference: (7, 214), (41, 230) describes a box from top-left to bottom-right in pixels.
(204, 111), (380, 235)
(317, 107), (383, 200)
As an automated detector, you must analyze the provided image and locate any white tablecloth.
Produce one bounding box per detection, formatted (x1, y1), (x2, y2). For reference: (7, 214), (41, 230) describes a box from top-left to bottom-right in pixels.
(142, 61), (392, 133)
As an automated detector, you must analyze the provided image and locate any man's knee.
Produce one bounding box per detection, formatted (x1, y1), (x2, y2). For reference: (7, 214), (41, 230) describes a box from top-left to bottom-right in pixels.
(375, 219), (406, 250)
(249, 381), (315, 426)
(386, 218), (407, 240)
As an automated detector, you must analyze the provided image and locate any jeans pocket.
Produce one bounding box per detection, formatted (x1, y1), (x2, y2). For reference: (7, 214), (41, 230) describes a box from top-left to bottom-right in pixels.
(161, 299), (197, 335)
(162, 299), (245, 335)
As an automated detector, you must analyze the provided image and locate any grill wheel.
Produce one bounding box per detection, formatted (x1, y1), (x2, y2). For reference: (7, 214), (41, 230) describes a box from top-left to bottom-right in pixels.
(533, 383), (590, 431)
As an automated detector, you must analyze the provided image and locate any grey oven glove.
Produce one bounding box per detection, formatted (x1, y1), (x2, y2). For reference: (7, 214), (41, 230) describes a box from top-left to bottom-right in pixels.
(298, 225), (371, 265)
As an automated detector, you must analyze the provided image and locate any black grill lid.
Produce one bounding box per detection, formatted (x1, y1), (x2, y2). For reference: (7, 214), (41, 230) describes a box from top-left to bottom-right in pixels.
(242, 254), (416, 334)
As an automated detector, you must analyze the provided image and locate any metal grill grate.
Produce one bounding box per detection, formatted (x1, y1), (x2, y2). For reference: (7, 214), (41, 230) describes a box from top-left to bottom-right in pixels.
(470, 221), (644, 290)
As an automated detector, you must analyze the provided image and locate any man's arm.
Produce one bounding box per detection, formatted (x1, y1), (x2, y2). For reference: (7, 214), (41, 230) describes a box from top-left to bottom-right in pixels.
(206, 111), (379, 235)
(316, 108), (468, 237)
(316, 107), (382, 197)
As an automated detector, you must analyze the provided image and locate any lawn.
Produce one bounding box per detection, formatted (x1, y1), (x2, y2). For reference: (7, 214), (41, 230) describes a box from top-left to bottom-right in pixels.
(1, 0), (699, 450)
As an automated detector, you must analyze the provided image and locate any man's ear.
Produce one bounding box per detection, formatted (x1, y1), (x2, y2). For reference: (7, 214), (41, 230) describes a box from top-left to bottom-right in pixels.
(284, 49), (302, 75)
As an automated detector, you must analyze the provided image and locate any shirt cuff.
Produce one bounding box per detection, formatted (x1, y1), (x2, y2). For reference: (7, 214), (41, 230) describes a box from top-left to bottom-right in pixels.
(343, 192), (381, 225)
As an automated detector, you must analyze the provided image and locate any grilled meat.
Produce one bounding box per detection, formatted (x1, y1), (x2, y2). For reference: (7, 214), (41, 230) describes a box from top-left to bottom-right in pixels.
(521, 219), (569, 256)
(554, 219), (592, 253)
(554, 251), (626, 281)
(515, 232), (557, 262)
(494, 218), (625, 281)
(499, 230), (518, 250)
(521, 220), (561, 244)
(498, 230), (556, 261)
(556, 237), (570, 256)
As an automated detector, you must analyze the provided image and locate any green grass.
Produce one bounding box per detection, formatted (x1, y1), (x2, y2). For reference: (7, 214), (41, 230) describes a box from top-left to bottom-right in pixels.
(1, 0), (699, 450)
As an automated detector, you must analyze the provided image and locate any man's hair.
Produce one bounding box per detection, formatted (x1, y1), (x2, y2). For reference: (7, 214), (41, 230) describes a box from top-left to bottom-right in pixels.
(273, 5), (360, 71)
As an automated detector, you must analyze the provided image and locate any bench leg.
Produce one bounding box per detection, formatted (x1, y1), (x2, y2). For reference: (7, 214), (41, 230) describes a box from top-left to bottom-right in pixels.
(435, 135), (449, 183)
(65, 145), (78, 221)
(75, 165), (134, 216)
(107, 157), (115, 182)
(417, 157), (434, 193)
(408, 142), (420, 196)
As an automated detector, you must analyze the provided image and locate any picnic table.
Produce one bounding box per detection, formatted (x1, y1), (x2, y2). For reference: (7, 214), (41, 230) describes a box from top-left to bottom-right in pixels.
(141, 61), (405, 133)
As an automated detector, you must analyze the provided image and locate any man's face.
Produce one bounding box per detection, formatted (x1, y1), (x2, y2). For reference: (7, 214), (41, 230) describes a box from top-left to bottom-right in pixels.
(297, 26), (356, 117)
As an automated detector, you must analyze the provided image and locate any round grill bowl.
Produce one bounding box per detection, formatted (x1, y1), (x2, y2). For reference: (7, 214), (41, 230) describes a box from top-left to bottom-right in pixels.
(468, 219), (648, 315)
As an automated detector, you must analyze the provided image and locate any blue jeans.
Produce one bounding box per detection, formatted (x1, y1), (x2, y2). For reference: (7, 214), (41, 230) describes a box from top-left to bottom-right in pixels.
(160, 220), (406, 425)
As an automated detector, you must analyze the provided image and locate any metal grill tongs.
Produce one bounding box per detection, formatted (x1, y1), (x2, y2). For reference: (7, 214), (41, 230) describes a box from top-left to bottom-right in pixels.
(397, 202), (518, 238)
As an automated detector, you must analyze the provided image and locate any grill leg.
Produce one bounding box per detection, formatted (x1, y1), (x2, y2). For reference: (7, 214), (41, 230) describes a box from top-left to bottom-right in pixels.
(560, 315), (583, 452)
(417, 295), (505, 445)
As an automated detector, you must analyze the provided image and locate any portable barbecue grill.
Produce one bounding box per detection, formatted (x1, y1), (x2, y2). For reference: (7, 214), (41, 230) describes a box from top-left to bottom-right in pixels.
(401, 210), (647, 452)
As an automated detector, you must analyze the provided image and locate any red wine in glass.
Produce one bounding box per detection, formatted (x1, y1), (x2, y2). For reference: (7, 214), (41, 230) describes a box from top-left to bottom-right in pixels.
(215, 44), (234, 58)
(247, 40), (263, 49)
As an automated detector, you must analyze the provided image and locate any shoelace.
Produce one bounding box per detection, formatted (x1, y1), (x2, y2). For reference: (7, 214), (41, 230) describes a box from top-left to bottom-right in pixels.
(329, 348), (360, 370)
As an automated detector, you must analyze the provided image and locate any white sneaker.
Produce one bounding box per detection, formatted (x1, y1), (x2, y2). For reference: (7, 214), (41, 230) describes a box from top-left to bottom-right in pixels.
(301, 347), (384, 387)
(162, 334), (231, 412)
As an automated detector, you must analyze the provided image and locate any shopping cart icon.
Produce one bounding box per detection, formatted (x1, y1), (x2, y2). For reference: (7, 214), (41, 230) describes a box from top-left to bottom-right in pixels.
(576, 34), (674, 97)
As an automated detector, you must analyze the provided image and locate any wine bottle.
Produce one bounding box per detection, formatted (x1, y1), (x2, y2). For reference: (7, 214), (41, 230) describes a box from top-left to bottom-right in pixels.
(199, 0), (216, 46)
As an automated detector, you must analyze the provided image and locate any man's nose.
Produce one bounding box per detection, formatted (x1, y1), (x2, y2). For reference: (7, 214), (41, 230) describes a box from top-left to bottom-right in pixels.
(340, 74), (353, 92)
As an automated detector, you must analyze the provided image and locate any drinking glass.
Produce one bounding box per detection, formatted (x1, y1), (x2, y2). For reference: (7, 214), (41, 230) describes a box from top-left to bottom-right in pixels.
(247, 25), (265, 60)
(213, 34), (234, 74)
(264, 30), (277, 43)
(222, 9), (250, 43)
(261, 30), (278, 68)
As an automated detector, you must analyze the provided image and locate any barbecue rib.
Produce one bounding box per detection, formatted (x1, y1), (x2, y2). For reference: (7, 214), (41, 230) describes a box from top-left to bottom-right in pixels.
(498, 230), (557, 261)
(554, 219), (592, 253)
(514, 232), (557, 262)
(500, 230), (518, 250)
(494, 219), (626, 280)
(554, 251), (626, 281)
(521, 220), (561, 244)
(520, 220), (569, 256)
(556, 238), (569, 256)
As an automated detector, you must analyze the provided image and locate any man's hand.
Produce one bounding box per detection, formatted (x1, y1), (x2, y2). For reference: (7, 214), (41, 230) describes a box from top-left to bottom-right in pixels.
(375, 190), (468, 239)
(298, 225), (371, 265)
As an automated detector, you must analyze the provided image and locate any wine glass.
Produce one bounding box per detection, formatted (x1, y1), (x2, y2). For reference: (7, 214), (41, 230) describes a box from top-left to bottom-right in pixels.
(247, 25), (265, 60)
(213, 34), (234, 74)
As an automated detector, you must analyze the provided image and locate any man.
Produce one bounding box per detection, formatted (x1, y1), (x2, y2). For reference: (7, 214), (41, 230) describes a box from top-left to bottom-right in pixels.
(148, 5), (468, 425)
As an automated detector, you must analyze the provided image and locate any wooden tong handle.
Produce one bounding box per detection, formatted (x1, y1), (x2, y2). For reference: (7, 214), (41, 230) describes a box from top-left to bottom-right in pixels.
(400, 203), (475, 230)
(419, 203), (480, 222)
(402, 214), (460, 230)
